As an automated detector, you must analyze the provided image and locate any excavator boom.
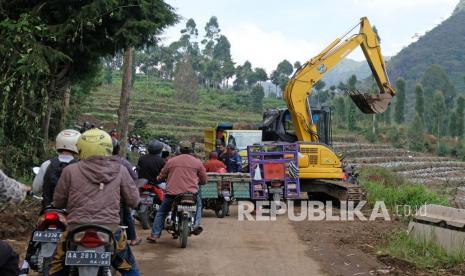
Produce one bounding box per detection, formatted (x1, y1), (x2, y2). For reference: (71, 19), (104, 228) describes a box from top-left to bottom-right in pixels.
(284, 17), (395, 142)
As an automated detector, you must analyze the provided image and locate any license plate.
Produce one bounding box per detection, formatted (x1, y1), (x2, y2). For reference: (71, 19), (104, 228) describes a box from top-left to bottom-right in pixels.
(33, 231), (62, 242)
(65, 251), (111, 266)
(178, 205), (196, 212)
(270, 188), (282, 193)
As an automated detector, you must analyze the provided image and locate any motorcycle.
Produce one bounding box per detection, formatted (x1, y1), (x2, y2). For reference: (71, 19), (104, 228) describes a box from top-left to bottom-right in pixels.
(202, 181), (231, 218)
(64, 225), (116, 276)
(165, 193), (197, 248)
(137, 182), (164, 230)
(28, 208), (67, 276)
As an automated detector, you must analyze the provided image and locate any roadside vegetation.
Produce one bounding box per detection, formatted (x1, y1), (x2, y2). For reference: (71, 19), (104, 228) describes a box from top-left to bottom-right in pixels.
(358, 167), (464, 271)
(381, 231), (465, 270)
(360, 167), (449, 211)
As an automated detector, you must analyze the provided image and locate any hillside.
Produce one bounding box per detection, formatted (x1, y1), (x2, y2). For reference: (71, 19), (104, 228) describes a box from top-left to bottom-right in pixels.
(321, 58), (371, 86)
(387, 9), (465, 91)
(80, 80), (282, 141)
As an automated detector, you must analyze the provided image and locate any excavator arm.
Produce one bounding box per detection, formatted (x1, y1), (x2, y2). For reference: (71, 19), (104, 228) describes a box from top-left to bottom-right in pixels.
(284, 17), (396, 142)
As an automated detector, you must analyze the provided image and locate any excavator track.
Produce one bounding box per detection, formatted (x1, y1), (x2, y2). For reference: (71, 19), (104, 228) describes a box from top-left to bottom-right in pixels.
(301, 180), (366, 202)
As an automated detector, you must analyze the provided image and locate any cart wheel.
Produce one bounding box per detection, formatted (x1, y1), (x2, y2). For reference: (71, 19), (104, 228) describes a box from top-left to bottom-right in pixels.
(215, 200), (228, 218)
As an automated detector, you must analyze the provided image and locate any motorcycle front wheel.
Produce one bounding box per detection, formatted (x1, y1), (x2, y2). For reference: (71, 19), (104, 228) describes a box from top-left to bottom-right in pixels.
(179, 217), (189, 248)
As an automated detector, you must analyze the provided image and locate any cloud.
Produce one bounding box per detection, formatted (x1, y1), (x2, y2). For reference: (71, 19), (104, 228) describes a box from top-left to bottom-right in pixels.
(352, 0), (458, 12)
(223, 23), (321, 74)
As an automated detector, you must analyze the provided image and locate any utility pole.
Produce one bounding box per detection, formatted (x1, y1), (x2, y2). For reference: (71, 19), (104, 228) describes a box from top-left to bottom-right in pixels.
(117, 47), (134, 158)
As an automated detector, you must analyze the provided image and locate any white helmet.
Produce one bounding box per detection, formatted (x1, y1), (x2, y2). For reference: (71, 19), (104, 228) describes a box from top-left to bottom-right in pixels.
(56, 129), (81, 154)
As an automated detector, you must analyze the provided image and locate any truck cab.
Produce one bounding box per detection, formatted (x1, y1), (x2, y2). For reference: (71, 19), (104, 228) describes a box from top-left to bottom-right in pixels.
(204, 123), (262, 160)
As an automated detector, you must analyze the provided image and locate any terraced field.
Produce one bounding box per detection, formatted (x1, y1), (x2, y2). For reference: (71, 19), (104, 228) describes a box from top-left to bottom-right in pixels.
(80, 84), (264, 141)
(333, 141), (465, 194)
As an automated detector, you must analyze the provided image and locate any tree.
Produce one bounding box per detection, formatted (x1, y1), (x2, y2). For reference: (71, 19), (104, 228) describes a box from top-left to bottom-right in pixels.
(348, 75), (357, 90)
(314, 80), (326, 91)
(449, 111), (458, 138)
(420, 64), (456, 108)
(408, 114), (426, 152)
(334, 97), (346, 125)
(254, 68), (268, 84)
(270, 60), (293, 96)
(384, 104), (391, 125)
(294, 61), (302, 69)
(394, 78), (406, 124)
(117, 47), (134, 158)
(249, 85), (265, 111)
(0, 1), (177, 174)
(457, 96), (465, 137)
(432, 90), (446, 139)
(213, 35), (234, 87)
(174, 57), (198, 103)
(415, 85), (425, 119)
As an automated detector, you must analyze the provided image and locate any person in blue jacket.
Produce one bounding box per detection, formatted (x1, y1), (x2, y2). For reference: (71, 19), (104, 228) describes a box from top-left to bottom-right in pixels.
(220, 144), (242, 173)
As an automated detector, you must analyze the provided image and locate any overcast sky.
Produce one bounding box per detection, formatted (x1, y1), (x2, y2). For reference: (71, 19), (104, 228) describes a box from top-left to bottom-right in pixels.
(162, 0), (459, 73)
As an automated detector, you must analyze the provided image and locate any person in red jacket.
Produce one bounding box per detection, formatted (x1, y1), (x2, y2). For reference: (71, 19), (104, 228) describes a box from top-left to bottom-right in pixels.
(204, 152), (226, 173)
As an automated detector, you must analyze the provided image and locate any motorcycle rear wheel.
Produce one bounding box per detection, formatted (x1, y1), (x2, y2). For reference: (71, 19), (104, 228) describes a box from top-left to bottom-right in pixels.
(139, 206), (152, 230)
(179, 217), (189, 248)
(39, 257), (52, 276)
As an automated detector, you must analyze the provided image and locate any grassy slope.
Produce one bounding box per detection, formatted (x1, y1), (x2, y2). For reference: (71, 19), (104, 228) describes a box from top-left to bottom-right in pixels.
(80, 79), (284, 141)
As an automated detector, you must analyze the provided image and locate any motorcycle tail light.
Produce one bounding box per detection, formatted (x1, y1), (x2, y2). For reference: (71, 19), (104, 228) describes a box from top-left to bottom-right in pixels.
(74, 230), (110, 248)
(37, 211), (65, 231)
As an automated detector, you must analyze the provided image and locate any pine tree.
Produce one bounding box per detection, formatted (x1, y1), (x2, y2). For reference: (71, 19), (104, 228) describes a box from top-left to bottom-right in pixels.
(432, 90), (446, 137)
(449, 111), (458, 138)
(415, 85), (425, 119)
(347, 101), (357, 130)
(394, 78), (406, 124)
(334, 97), (346, 125)
(408, 113), (426, 152)
(457, 96), (465, 137)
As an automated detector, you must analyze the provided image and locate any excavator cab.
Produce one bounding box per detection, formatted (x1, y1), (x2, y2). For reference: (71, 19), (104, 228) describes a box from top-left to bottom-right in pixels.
(261, 107), (332, 146)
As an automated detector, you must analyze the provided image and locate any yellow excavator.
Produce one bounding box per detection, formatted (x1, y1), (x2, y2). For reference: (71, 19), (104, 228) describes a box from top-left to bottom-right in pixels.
(261, 17), (396, 201)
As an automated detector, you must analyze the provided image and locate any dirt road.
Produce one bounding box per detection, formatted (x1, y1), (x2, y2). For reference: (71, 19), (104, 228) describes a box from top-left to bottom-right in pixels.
(133, 206), (324, 275)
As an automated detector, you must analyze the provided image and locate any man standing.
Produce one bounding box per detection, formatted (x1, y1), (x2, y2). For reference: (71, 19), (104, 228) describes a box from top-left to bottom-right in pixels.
(222, 144), (242, 173)
(204, 152), (226, 173)
(0, 170), (30, 276)
(147, 141), (207, 242)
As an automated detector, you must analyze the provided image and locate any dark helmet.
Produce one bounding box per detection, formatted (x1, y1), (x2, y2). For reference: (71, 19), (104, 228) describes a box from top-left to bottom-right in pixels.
(226, 143), (236, 150)
(112, 138), (120, 155)
(148, 139), (163, 154)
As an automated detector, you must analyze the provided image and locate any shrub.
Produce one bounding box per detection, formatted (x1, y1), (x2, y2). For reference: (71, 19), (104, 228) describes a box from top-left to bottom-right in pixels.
(436, 141), (449, 156)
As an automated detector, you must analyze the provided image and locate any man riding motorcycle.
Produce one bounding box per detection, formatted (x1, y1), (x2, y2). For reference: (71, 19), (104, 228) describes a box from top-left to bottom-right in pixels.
(49, 129), (140, 276)
(137, 139), (165, 182)
(23, 129), (80, 274)
(32, 129), (81, 207)
(147, 141), (207, 243)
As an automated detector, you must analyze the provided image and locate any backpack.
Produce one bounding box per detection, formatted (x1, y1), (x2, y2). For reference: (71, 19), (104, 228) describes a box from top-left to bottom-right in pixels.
(42, 157), (76, 207)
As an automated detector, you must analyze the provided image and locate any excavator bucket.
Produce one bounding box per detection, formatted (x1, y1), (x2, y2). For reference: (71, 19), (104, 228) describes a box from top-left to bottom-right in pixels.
(347, 90), (393, 114)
